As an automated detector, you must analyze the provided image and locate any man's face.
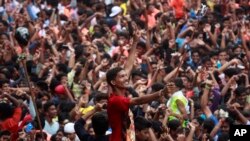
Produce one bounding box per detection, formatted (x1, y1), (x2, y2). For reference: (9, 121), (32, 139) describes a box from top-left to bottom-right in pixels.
(219, 51), (227, 61)
(56, 131), (64, 141)
(204, 61), (212, 69)
(192, 52), (200, 63)
(233, 48), (241, 56)
(136, 46), (146, 57)
(221, 122), (230, 134)
(118, 36), (127, 46)
(181, 77), (188, 87)
(113, 70), (129, 89)
(66, 133), (76, 140)
(0, 23), (6, 32)
(60, 76), (68, 85)
(136, 129), (150, 141)
(0, 34), (8, 44)
(0, 135), (10, 141)
(147, 5), (155, 14)
(47, 105), (57, 118)
(237, 93), (247, 105)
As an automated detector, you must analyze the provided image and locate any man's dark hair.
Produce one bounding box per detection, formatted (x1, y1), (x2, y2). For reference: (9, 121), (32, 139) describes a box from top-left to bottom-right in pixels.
(0, 79), (9, 88)
(43, 101), (55, 112)
(167, 119), (181, 131)
(235, 86), (247, 97)
(0, 20), (9, 27)
(135, 116), (152, 131)
(131, 69), (147, 80)
(224, 68), (240, 78)
(91, 112), (109, 135)
(55, 73), (67, 82)
(151, 83), (164, 92)
(201, 56), (210, 65)
(0, 103), (13, 120)
(106, 67), (123, 89)
(0, 130), (11, 137)
(94, 92), (108, 103)
(36, 81), (49, 91)
(174, 77), (184, 89)
(203, 118), (215, 133)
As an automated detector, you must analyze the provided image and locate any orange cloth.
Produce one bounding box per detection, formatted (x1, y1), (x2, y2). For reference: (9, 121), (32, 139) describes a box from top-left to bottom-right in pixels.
(0, 107), (22, 132)
(170, 0), (185, 19)
(140, 8), (160, 29)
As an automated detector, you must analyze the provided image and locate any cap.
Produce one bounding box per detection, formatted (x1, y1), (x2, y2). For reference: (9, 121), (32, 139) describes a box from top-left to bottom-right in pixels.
(54, 85), (65, 95)
(109, 6), (122, 17)
(64, 122), (75, 133)
(15, 27), (30, 46)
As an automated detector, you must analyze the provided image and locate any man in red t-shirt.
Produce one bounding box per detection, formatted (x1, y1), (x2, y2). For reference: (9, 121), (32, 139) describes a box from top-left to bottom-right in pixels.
(106, 67), (166, 141)
(170, 0), (186, 19)
(0, 93), (22, 141)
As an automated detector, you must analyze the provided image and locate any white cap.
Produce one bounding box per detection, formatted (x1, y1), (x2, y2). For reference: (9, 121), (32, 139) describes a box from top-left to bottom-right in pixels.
(64, 122), (75, 134)
(109, 6), (122, 17)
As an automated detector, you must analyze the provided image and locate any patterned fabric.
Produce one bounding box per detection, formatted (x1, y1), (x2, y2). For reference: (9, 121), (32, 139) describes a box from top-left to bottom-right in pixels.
(126, 109), (135, 141)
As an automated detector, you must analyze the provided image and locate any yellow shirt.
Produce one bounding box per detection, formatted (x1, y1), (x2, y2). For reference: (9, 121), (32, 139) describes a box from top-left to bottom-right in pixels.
(80, 106), (94, 115)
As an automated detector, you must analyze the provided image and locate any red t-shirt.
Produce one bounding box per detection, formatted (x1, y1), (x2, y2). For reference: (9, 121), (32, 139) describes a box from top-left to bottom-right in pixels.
(107, 93), (131, 141)
(0, 107), (22, 132)
(170, 0), (185, 19)
(0, 107), (22, 141)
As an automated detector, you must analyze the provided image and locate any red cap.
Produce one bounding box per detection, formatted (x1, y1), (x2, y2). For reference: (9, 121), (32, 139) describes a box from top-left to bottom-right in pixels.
(54, 85), (66, 95)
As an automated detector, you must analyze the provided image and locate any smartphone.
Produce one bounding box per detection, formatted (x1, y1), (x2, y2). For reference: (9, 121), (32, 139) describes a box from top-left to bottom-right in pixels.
(25, 123), (33, 133)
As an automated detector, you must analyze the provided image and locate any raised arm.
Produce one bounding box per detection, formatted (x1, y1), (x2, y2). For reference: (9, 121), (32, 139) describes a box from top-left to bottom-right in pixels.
(200, 80), (213, 118)
(124, 30), (140, 77)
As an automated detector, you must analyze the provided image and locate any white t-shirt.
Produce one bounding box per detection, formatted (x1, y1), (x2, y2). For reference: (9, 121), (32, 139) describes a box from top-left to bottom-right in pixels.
(43, 120), (59, 135)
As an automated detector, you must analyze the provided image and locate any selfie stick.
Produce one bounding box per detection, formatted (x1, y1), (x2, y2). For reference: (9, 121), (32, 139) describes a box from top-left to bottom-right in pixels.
(20, 55), (45, 141)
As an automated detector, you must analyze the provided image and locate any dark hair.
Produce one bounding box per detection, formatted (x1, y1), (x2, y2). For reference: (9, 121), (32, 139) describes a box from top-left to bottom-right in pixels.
(0, 103), (14, 120)
(135, 116), (152, 131)
(224, 68), (240, 78)
(58, 101), (76, 113)
(151, 83), (165, 92)
(56, 63), (68, 74)
(131, 69), (147, 80)
(0, 130), (11, 137)
(174, 77), (184, 89)
(224, 117), (234, 125)
(37, 91), (51, 100)
(55, 73), (67, 82)
(0, 20), (8, 27)
(36, 81), (49, 91)
(0, 79), (9, 88)
(167, 119), (181, 131)
(91, 112), (109, 135)
(43, 101), (55, 112)
(106, 67), (123, 89)
(35, 132), (48, 141)
(203, 118), (215, 133)
(235, 86), (247, 97)
(117, 31), (129, 39)
(94, 92), (108, 103)
(58, 112), (70, 124)
(201, 56), (210, 65)
(137, 41), (146, 49)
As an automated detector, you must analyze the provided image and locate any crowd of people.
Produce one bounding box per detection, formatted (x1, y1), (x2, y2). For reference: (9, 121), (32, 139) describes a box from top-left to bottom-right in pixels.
(0, 0), (250, 141)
